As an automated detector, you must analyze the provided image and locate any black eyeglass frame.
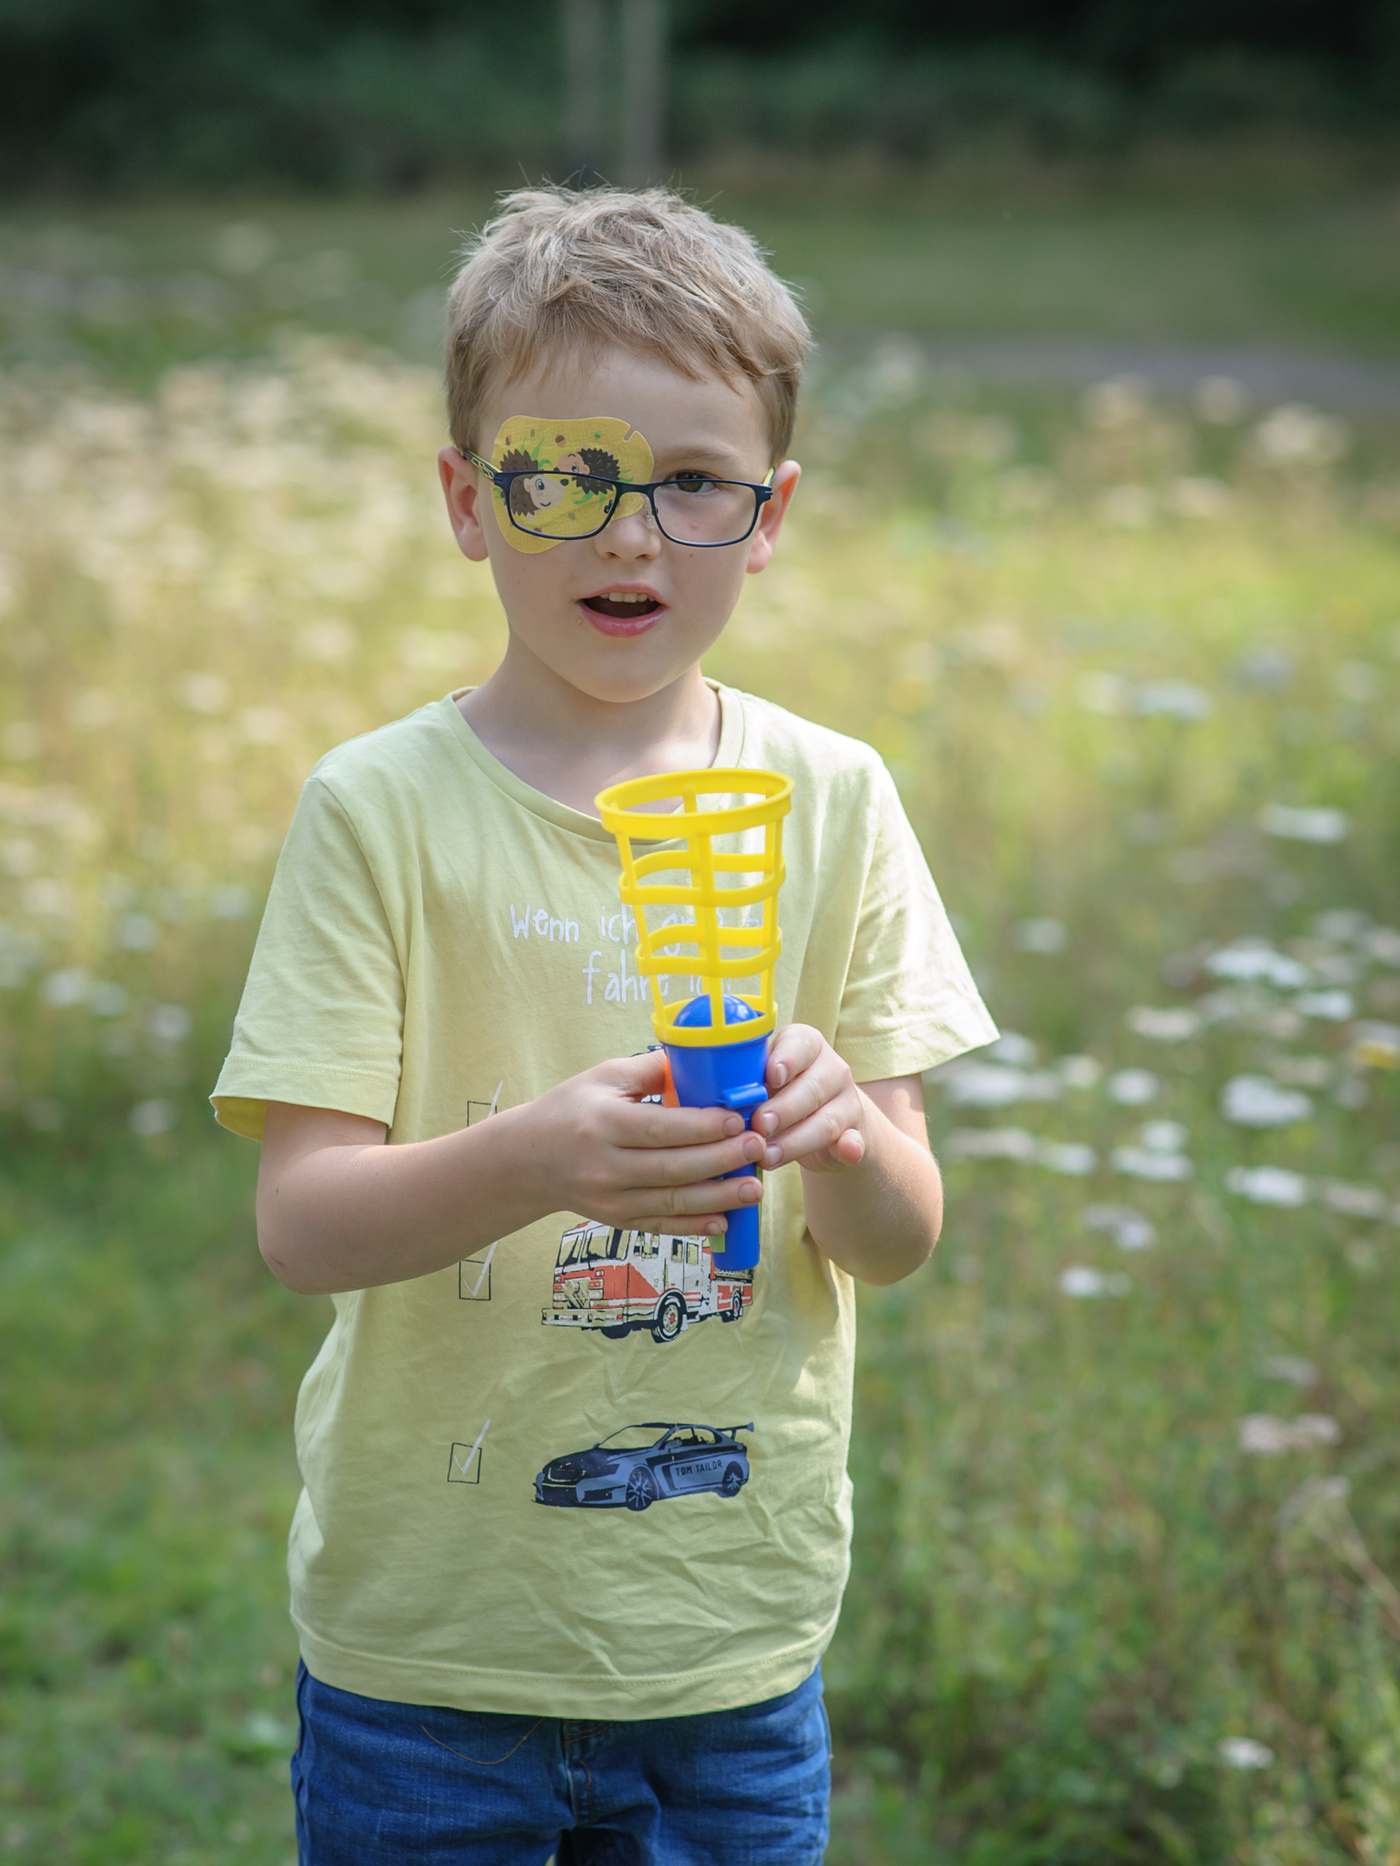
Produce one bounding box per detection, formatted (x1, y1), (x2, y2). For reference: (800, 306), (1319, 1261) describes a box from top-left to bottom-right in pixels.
(461, 450), (775, 548)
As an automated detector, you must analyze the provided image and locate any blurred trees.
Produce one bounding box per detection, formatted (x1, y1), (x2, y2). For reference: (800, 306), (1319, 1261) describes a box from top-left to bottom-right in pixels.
(0, 0), (1395, 190)
(690, 0), (1389, 69)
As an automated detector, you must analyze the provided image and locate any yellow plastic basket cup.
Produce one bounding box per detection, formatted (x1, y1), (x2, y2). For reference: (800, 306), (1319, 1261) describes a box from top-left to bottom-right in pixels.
(596, 768), (793, 1047)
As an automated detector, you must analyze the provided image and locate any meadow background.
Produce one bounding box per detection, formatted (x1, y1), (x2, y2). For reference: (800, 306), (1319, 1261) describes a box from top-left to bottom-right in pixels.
(3, 140), (1400, 1866)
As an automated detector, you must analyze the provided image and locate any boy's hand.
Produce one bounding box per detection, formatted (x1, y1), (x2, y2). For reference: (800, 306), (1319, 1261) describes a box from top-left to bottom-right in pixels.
(751, 1025), (869, 1173)
(525, 1049), (766, 1235)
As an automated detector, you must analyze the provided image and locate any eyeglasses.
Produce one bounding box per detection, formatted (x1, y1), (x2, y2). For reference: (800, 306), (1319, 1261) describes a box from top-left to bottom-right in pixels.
(463, 450), (775, 549)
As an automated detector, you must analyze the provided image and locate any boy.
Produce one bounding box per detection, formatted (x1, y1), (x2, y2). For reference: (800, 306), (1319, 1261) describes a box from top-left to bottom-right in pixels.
(213, 186), (995, 1863)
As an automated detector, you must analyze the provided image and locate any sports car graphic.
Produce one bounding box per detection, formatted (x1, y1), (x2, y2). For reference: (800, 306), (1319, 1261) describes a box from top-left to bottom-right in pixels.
(534, 1422), (753, 1511)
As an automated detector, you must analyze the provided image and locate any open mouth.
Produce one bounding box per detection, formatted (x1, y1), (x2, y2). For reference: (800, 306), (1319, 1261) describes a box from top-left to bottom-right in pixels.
(581, 590), (664, 623)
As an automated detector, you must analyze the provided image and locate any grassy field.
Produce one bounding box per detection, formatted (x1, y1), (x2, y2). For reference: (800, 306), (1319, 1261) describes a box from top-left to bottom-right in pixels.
(1, 182), (1400, 1862)
(5, 151), (1400, 388)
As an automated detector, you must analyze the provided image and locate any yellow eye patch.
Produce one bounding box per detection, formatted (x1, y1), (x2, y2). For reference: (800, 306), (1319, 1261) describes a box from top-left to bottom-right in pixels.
(487, 416), (654, 552)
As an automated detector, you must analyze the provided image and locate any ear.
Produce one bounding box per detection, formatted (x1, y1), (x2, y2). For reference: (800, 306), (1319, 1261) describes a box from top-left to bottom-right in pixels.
(438, 446), (492, 563)
(744, 460), (801, 576)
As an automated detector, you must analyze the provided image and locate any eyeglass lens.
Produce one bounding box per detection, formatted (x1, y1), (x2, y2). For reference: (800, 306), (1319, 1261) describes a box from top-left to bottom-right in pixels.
(507, 474), (757, 546)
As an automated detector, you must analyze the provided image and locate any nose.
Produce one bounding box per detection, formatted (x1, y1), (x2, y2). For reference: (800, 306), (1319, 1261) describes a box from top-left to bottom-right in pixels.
(596, 496), (661, 562)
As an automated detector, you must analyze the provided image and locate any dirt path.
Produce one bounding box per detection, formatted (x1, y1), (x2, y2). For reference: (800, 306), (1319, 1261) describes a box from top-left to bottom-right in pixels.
(829, 330), (1400, 414)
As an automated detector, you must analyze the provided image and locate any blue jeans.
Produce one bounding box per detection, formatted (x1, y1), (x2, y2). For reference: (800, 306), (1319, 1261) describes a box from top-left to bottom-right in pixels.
(291, 1659), (831, 1864)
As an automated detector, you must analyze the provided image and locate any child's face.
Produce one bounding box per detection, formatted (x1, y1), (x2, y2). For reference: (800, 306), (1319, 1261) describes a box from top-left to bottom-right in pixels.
(439, 346), (799, 710)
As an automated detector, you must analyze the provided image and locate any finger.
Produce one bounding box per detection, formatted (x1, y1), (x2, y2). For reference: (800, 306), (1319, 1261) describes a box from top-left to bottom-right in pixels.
(618, 1172), (764, 1224)
(754, 1053), (849, 1139)
(594, 1048), (669, 1098)
(760, 1100), (859, 1168)
(628, 1212), (730, 1236)
(614, 1129), (765, 1187)
(614, 1099), (745, 1150)
(764, 1023), (823, 1094)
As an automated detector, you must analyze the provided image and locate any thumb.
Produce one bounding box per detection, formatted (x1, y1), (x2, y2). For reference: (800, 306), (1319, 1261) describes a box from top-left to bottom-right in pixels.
(599, 1047), (669, 1101)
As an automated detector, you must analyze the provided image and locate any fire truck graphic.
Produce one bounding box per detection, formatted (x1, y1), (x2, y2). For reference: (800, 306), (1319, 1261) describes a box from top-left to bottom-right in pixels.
(535, 1422), (753, 1511)
(542, 1221), (753, 1343)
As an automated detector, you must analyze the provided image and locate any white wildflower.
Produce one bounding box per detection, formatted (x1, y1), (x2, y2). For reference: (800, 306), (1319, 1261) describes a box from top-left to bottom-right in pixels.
(21, 878), (72, 918)
(1, 721), (43, 761)
(1253, 403), (1347, 468)
(987, 1031), (1037, 1066)
(1271, 1055), (1331, 1088)
(944, 1063), (1062, 1108)
(1014, 918), (1066, 954)
(88, 982), (129, 1017)
(1084, 377), (1150, 427)
(1364, 927), (1400, 967)
(1294, 1414), (1342, 1446)
(1133, 680), (1212, 721)
(1259, 804), (1349, 845)
(1056, 1055), (1103, 1089)
(129, 1098), (176, 1137)
(117, 912), (158, 950)
(1335, 661), (1378, 705)
(149, 1004), (191, 1045)
(1261, 1356), (1317, 1388)
(1078, 672), (1130, 714)
(1194, 377), (1248, 423)
(1218, 1737), (1274, 1770)
(1238, 1413), (1340, 1455)
(1082, 1204), (1157, 1251)
(296, 619), (357, 662)
(1225, 1166), (1310, 1208)
(1125, 1006), (1202, 1042)
(177, 672), (230, 714)
(1169, 475), (1233, 518)
(1221, 1075), (1313, 1127)
(238, 707), (294, 745)
(1060, 1266), (1132, 1298)
(1319, 1181), (1389, 1220)
(1107, 1069), (1159, 1106)
(1138, 1120), (1188, 1153)
(1037, 1142), (1098, 1176)
(1312, 909), (1369, 942)
(1112, 1146), (1193, 1182)
(945, 1128), (1038, 1162)
(41, 967), (90, 1008)
(1205, 940), (1310, 989)
(1098, 485), (1154, 528)
(209, 885), (252, 920)
(1296, 989), (1355, 1022)
(213, 222), (276, 275)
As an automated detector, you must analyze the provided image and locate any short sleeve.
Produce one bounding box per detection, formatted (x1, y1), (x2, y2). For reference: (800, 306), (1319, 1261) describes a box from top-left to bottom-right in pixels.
(834, 766), (997, 1082)
(210, 776), (406, 1140)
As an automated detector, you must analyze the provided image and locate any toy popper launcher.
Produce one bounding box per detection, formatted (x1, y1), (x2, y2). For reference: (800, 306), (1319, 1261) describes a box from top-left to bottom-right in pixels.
(596, 769), (793, 1271)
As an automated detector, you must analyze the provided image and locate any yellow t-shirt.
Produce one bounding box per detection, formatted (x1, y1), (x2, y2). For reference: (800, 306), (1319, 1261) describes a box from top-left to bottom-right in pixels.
(212, 683), (995, 1718)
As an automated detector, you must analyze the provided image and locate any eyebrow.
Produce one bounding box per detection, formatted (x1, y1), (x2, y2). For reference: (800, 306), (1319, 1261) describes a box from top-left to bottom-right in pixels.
(649, 442), (754, 475)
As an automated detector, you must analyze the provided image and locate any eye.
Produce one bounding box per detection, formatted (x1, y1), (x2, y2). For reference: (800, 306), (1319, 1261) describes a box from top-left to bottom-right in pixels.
(666, 473), (720, 495)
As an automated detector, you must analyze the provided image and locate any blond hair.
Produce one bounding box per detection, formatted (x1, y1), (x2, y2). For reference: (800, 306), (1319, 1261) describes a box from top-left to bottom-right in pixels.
(445, 186), (811, 465)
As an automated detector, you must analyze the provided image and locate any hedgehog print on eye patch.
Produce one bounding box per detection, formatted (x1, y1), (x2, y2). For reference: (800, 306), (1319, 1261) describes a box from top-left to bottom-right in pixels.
(488, 416), (654, 552)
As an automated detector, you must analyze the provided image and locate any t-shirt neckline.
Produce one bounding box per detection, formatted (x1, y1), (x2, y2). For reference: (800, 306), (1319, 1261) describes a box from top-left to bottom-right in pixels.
(435, 679), (748, 842)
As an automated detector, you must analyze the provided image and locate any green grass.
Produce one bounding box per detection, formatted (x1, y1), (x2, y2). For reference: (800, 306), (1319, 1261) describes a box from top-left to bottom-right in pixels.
(2, 182), (1400, 1860)
(745, 188), (1400, 352)
(0, 1140), (318, 1864)
(4, 151), (1400, 392)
